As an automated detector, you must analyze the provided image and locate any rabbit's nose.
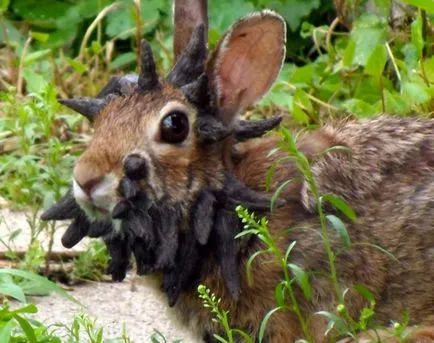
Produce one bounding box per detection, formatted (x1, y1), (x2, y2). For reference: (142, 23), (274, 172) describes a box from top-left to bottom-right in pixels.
(73, 164), (105, 197)
(77, 176), (104, 197)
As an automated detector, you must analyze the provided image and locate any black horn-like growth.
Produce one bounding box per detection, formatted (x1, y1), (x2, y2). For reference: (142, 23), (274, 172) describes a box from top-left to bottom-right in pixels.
(59, 97), (108, 121)
(138, 40), (160, 92)
(167, 24), (207, 87)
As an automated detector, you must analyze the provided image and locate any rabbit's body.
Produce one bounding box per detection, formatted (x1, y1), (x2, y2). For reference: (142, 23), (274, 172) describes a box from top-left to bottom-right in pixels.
(43, 3), (434, 342)
(173, 116), (434, 342)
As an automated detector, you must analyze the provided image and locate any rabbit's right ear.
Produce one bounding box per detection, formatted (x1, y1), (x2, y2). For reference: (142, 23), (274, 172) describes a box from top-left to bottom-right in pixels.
(209, 11), (286, 125)
(173, 0), (208, 62)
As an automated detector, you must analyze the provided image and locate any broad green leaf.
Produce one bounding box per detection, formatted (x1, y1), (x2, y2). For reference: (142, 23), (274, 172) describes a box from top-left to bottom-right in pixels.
(351, 14), (387, 66)
(341, 99), (377, 117)
(292, 103), (310, 124)
(109, 52), (137, 71)
(382, 89), (411, 114)
(365, 44), (387, 77)
(402, 82), (430, 105)
(288, 263), (311, 300)
(0, 283), (26, 302)
(326, 214), (351, 248)
(0, 269), (78, 304)
(22, 68), (48, 94)
(400, 0), (434, 13)
(321, 194), (357, 221)
(13, 314), (37, 343)
(290, 64), (315, 85)
(0, 319), (14, 342)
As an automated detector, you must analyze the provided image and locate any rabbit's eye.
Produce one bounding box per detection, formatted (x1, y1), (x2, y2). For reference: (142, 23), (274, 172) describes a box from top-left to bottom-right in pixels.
(160, 111), (189, 143)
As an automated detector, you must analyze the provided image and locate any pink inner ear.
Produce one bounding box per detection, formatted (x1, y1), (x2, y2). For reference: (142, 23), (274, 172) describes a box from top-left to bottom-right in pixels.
(216, 15), (285, 116)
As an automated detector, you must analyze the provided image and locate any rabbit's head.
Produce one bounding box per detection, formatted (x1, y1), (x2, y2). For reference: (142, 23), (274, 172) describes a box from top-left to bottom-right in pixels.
(69, 10), (286, 224)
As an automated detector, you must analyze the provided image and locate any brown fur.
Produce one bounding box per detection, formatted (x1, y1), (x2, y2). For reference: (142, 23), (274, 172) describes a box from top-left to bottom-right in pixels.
(174, 117), (434, 342)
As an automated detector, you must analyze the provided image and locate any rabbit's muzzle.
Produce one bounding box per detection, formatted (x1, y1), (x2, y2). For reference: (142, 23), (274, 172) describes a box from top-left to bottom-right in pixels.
(73, 171), (120, 222)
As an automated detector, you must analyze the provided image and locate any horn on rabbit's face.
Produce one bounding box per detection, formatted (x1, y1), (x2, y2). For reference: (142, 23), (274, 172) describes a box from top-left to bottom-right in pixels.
(138, 39), (161, 92)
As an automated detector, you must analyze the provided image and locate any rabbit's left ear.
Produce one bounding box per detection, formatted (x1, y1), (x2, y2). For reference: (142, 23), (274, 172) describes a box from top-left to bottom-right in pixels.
(209, 11), (286, 124)
(173, 0), (208, 62)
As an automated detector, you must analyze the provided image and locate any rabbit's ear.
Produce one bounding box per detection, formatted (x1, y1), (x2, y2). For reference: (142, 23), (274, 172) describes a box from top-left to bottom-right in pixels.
(209, 11), (286, 124)
(173, 0), (208, 62)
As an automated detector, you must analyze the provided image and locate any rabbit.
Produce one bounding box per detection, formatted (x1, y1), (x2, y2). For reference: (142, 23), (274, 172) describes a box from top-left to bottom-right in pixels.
(41, 1), (434, 342)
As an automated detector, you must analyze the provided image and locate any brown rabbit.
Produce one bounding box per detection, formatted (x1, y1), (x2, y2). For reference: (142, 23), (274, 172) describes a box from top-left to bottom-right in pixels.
(42, 2), (434, 342)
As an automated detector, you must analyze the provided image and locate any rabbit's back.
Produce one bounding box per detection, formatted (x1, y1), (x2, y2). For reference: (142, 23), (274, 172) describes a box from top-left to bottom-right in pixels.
(303, 116), (434, 211)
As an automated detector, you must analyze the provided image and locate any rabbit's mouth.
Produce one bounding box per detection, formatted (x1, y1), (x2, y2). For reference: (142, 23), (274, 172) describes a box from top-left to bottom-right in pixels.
(72, 175), (120, 222)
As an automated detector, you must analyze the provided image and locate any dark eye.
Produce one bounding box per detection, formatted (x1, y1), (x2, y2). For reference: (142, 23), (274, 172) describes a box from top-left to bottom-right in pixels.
(160, 111), (189, 143)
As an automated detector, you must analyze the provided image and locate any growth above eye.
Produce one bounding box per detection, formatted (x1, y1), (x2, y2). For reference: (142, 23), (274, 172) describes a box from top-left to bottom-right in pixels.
(160, 110), (189, 143)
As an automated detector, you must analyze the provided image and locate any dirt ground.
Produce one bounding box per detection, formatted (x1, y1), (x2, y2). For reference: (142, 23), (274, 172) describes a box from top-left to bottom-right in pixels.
(0, 207), (203, 342)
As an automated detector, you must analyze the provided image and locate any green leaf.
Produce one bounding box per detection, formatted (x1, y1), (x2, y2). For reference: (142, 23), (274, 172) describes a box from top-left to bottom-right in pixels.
(271, 179), (293, 210)
(382, 89), (411, 114)
(341, 99), (377, 117)
(0, 269), (78, 304)
(411, 13), (424, 58)
(400, 0), (434, 13)
(267, 0), (320, 32)
(343, 39), (356, 67)
(258, 307), (282, 342)
(0, 282), (26, 302)
(401, 81), (430, 105)
(354, 284), (375, 303)
(321, 194), (357, 221)
(284, 241), (297, 263)
(13, 314), (37, 343)
(109, 52), (137, 71)
(326, 215), (351, 248)
(22, 68), (49, 94)
(24, 49), (51, 65)
(365, 44), (387, 77)
(30, 31), (49, 43)
(373, 0), (391, 16)
(0, 319), (14, 342)
(0, 0), (10, 14)
(66, 58), (87, 75)
(288, 263), (311, 300)
(246, 250), (268, 286)
(315, 311), (348, 336)
(351, 14), (387, 66)
(292, 103), (310, 124)
(423, 56), (434, 83)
